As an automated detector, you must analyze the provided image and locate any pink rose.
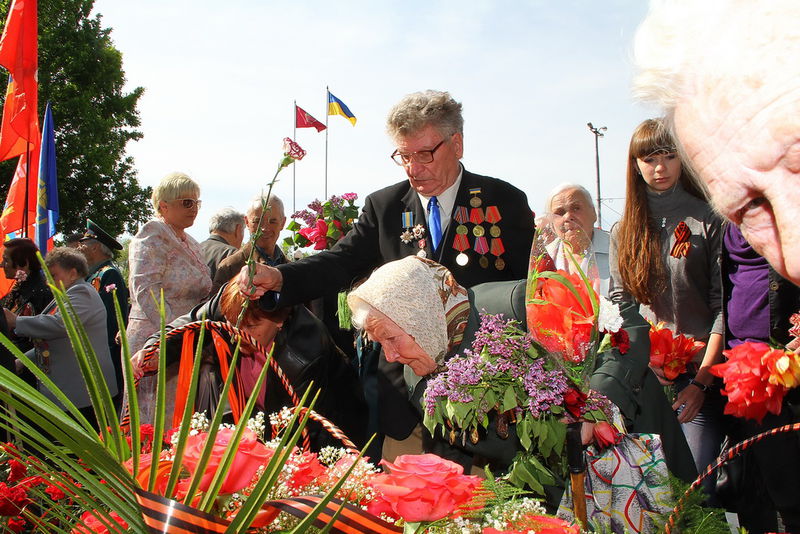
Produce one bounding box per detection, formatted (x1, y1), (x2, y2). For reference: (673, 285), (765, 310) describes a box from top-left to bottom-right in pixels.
(366, 454), (481, 522)
(181, 428), (272, 494)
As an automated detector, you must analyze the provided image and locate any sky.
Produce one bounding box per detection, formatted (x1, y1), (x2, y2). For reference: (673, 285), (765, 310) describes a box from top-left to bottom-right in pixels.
(90, 0), (659, 243)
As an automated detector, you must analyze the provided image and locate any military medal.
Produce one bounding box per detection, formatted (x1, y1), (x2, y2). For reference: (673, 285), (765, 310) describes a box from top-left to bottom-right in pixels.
(491, 238), (506, 270)
(454, 206), (469, 235)
(453, 233), (470, 266)
(670, 221), (691, 258)
(485, 206), (502, 237)
(474, 236), (489, 269)
(468, 187), (482, 208)
(400, 212), (415, 244)
(470, 207), (485, 238)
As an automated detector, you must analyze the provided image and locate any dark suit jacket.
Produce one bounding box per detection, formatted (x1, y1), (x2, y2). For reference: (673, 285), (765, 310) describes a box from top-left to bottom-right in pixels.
(86, 260), (129, 393)
(201, 234), (238, 282)
(416, 280), (697, 483)
(265, 168), (535, 439)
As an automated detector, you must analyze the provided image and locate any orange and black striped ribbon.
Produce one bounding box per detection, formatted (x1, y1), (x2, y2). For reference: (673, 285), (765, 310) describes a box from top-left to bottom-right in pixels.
(135, 487), (230, 534)
(670, 221), (691, 258)
(135, 488), (402, 534)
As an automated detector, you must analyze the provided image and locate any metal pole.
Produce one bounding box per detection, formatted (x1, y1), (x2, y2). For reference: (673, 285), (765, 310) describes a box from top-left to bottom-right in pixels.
(293, 100), (296, 214)
(324, 86), (329, 199)
(587, 123), (607, 229)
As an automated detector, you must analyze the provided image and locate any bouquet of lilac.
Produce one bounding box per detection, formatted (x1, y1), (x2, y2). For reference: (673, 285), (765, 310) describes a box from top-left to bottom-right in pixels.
(423, 313), (612, 494)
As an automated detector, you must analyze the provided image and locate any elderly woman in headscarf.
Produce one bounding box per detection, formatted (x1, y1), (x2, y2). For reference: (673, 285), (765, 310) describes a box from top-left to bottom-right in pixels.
(347, 256), (696, 483)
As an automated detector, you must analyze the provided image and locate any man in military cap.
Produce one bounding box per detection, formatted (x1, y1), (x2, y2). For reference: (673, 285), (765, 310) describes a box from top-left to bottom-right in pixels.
(78, 219), (129, 408)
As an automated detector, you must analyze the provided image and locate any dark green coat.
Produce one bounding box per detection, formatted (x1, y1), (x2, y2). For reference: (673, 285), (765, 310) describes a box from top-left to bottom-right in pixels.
(415, 280), (697, 484)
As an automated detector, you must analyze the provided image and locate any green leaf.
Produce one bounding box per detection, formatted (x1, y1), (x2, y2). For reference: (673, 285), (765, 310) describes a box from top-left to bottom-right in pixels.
(501, 385), (517, 412)
(286, 220), (301, 231)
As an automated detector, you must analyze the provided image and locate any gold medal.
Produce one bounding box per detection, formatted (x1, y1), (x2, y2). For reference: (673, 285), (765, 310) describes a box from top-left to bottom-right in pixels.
(469, 196), (482, 208)
(490, 225), (501, 238)
(495, 257), (506, 270)
(472, 225), (485, 237)
(456, 224), (468, 235)
(456, 252), (469, 266)
(479, 256), (489, 268)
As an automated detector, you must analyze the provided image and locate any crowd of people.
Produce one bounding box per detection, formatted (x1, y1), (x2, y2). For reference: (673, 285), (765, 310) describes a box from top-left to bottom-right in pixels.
(0, 1), (799, 531)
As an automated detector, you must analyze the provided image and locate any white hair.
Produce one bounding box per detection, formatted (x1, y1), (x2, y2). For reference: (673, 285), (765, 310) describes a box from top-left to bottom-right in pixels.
(247, 194), (284, 218)
(633, 0), (800, 121)
(545, 183), (595, 215)
(208, 207), (245, 233)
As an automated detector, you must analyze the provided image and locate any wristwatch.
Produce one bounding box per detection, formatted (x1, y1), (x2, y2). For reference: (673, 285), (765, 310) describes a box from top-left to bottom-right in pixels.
(688, 378), (710, 392)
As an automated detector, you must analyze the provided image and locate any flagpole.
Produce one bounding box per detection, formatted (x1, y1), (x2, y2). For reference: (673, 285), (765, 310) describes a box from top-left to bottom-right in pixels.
(22, 140), (30, 237)
(293, 100), (296, 214)
(324, 86), (329, 199)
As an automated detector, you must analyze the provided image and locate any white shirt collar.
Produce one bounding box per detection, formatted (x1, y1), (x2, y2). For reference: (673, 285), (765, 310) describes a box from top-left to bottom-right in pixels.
(417, 165), (463, 231)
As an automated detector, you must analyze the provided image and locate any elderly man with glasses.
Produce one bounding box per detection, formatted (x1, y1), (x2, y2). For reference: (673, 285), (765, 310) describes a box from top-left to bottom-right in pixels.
(238, 90), (535, 459)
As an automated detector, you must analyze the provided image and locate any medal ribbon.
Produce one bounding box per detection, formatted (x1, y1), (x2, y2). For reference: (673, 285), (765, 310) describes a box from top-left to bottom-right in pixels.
(453, 206), (468, 224)
(490, 238), (505, 257)
(401, 211), (413, 228)
(485, 205), (501, 224)
(453, 233), (470, 252)
(469, 208), (484, 224)
(670, 221), (691, 258)
(468, 187), (482, 195)
(474, 236), (489, 255)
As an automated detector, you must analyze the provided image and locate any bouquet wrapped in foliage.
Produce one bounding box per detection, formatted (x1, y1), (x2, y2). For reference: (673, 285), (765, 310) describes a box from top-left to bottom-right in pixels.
(648, 321), (706, 381)
(284, 193), (359, 252)
(423, 264), (626, 495)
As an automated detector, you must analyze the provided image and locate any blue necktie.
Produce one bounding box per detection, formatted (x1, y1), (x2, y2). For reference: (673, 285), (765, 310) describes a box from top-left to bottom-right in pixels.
(428, 196), (442, 251)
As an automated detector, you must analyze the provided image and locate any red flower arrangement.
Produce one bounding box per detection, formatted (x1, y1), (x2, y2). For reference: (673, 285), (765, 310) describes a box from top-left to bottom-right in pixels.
(366, 454), (481, 523)
(285, 193), (360, 253)
(483, 514), (581, 534)
(711, 341), (800, 422)
(526, 270), (596, 363)
(648, 322), (706, 380)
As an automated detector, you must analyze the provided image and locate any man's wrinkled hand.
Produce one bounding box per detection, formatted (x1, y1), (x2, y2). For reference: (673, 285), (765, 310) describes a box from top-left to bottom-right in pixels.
(237, 264), (283, 300)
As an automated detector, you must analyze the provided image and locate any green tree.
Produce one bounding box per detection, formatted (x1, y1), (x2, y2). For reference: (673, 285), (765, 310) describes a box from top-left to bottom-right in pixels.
(0, 0), (152, 237)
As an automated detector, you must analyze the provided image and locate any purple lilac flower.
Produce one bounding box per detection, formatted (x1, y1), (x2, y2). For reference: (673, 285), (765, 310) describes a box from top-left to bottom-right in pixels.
(523, 359), (569, 418)
(308, 199), (324, 214)
(291, 209), (318, 227)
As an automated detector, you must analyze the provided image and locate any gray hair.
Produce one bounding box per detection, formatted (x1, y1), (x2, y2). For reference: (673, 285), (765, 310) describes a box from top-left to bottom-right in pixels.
(545, 183), (596, 215)
(386, 90), (464, 140)
(633, 0), (799, 121)
(247, 194), (285, 218)
(45, 247), (89, 278)
(208, 207), (245, 234)
(152, 172), (200, 213)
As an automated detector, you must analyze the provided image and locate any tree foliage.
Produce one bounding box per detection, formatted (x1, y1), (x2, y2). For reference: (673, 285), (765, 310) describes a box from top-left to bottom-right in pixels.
(0, 0), (152, 237)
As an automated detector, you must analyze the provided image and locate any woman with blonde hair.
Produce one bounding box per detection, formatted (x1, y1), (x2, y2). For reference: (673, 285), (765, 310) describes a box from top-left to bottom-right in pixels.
(609, 118), (724, 503)
(126, 172), (212, 421)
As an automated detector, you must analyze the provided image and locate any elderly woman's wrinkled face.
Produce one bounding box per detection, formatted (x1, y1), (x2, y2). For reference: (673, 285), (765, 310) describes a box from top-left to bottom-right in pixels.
(673, 84), (800, 285)
(549, 188), (595, 251)
(364, 309), (437, 376)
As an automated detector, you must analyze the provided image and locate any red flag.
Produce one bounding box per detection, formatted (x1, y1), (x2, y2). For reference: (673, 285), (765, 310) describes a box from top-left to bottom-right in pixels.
(295, 105), (326, 132)
(1, 147), (38, 234)
(0, 0), (39, 161)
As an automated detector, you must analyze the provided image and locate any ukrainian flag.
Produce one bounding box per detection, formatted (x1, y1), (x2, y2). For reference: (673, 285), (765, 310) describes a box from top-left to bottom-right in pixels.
(327, 91), (357, 126)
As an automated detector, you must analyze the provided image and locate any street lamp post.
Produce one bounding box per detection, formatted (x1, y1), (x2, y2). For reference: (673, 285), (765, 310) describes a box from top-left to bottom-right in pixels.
(587, 122), (607, 228)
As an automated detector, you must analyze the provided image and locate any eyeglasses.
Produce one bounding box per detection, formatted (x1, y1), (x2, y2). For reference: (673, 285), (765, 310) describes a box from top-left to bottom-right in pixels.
(174, 198), (202, 209)
(390, 138), (448, 166)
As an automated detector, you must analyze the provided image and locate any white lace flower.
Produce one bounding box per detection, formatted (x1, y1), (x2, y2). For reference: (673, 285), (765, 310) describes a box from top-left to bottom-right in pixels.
(597, 296), (623, 333)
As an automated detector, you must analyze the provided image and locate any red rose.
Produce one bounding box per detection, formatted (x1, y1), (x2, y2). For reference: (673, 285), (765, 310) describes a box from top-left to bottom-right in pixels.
(592, 421), (622, 449)
(182, 428), (272, 494)
(563, 388), (588, 418)
(71, 510), (128, 534)
(286, 451), (326, 491)
(366, 454), (481, 523)
(611, 329), (630, 354)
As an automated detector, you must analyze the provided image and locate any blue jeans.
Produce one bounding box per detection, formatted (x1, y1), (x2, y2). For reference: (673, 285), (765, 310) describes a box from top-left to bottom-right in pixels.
(674, 373), (725, 506)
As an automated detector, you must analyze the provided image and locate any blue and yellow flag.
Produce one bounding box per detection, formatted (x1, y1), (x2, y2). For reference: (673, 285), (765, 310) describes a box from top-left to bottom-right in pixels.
(327, 91), (356, 126)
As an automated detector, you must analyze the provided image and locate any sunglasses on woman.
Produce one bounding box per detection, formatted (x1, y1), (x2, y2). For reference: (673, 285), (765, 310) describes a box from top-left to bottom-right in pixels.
(174, 198), (202, 209)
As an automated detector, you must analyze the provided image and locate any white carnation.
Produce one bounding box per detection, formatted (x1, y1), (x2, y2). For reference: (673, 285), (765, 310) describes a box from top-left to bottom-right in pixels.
(597, 296), (623, 333)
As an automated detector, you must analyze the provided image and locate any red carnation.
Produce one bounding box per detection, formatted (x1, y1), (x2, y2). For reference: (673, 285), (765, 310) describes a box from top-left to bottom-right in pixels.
(0, 483), (30, 516)
(6, 460), (26, 484)
(611, 329), (630, 354)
